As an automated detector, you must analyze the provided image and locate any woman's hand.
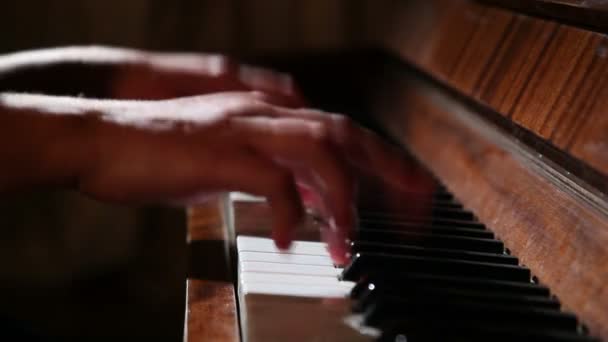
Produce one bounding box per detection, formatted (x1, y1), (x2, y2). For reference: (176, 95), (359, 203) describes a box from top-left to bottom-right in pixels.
(69, 91), (415, 264)
(0, 47), (432, 265)
(110, 50), (304, 106)
(0, 46), (303, 106)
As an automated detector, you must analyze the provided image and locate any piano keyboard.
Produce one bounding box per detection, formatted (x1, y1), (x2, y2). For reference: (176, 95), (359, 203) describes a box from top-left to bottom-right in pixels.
(236, 187), (598, 342)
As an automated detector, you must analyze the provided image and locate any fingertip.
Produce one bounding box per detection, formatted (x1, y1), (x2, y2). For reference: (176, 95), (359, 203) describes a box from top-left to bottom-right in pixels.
(268, 182), (304, 251)
(320, 222), (352, 266)
(328, 239), (351, 266)
(271, 213), (301, 252)
(272, 229), (292, 250)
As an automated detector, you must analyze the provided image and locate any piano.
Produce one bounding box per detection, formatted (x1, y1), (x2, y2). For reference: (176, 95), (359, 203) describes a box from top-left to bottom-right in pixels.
(184, 0), (608, 341)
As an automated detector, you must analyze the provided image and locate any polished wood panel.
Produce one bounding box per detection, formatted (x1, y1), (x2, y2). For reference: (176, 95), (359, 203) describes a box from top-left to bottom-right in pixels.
(549, 35), (608, 149)
(475, 16), (557, 114)
(480, 0), (608, 33)
(186, 199), (239, 342)
(386, 0), (608, 177)
(449, 7), (514, 94)
(570, 71), (608, 174)
(509, 26), (593, 133)
(186, 280), (239, 342)
(373, 69), (608, 340)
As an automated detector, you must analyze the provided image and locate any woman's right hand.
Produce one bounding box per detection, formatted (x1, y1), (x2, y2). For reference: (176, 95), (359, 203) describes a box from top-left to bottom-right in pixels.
(77, 91), (420, 263)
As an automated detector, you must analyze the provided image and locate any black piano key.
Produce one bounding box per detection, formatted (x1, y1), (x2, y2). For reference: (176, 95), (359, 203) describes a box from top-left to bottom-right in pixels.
(358, 225), (494, 239)
(349, 279), (373, 299)
(364, 296), (579, 331)
(362, 207), (476, 221)
(424, 217), (486, 229)
(351, 276), (552, 304)
(357, 187), (457, 203)
(356, 230), (504, 254)
(354, 283), (560, 313)
(341, 253), (531, 282)
(425, 198), (462, 209)
(363, 205), (476, 221)
(351, 241), (518, 265)
(366, 190), (453, 202)
(420, 199), (463, 209)
(358, 219), (489, 233)
(433, 192), (454, 201)
(350, 182), (595, 341)
(359, 198), (464, 210)
(351, 272), (551, 298)
(379, 325), (600, 342)
(360, 217), (487, 230)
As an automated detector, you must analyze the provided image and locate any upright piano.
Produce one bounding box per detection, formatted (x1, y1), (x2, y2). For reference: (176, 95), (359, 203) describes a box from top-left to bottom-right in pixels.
(184, 0), (608, 341)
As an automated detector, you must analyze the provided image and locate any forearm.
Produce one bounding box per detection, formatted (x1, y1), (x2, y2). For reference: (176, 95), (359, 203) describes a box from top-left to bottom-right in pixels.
(0, 46), (236, 100)
(0, 93), (149, 192)
(0, 94), (92, 191)
(0, 46), (148, 98)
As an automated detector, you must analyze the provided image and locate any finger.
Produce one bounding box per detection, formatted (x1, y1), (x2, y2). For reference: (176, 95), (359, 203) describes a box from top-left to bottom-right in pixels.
(148, 52), (238, 76)
(320, 223), (350, 266)
(239, 65), (305, 104)
(246, 90), (305, 109)
(234, 116), (356, 231)
(203, 150), (305, 249)
(268, 108), (420, 190)
(231, 117), (356, 262)
(295, 176), (327, 217)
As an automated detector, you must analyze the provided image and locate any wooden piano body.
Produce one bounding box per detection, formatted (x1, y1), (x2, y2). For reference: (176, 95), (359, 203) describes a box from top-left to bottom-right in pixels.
(184, 1), (608, 340)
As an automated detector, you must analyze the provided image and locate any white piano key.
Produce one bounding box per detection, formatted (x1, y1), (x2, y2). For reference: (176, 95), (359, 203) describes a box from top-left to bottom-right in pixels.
(241, 282), (352, 298)
(237, 236), (329, 256)
(230, 192), (266, 202)
(239, 251), (333, 266)
(240, 261), (341, 277)
(240, 272), (355, 288)
(237, 237), (369, 341)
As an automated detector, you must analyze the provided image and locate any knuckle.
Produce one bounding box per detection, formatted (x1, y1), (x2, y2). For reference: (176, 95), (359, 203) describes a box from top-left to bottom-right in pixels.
(213, 55), (237, 76)
(249, 90), (266, 100)
(330, 114), (356, 144)
(248, 101), (271, 114)
(235, 100), (272, 117)
(308, 122), (332, 147)
(248, 91), (279, 107)
(330, 113), (350, 126)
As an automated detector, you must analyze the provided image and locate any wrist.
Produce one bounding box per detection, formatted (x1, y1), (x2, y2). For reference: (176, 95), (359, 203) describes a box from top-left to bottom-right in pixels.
(43, 112), (98, 188)
(0, 93), (143, 190)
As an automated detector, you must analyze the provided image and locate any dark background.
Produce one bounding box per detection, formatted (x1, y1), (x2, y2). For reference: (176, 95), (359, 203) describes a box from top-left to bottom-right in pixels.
(0, 1), (394, 340)
(0, 1), (390, 55)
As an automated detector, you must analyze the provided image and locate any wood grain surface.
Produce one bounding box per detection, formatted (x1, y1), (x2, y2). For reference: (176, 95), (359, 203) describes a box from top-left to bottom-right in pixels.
(479, 0), (608, 33)
(186, 199), (239, 342)
(186, 280), (239, 342)
(384, 0), (608, 177)
(374, 70), (608, 340)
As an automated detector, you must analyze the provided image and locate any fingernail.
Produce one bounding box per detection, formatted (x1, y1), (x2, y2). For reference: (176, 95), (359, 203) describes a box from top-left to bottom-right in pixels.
(329, 239), (350, 266)
(272, 230), (292, 251)
(323, 219), (352, 266)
